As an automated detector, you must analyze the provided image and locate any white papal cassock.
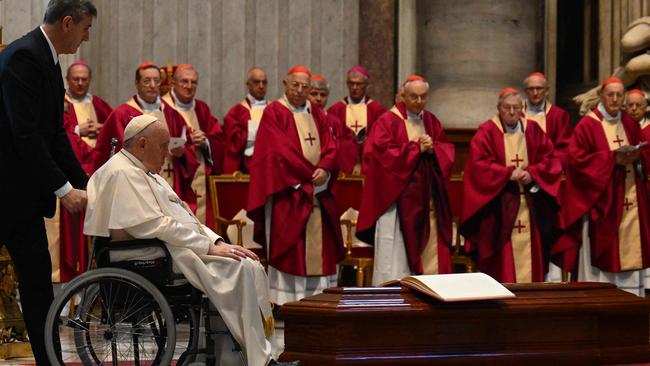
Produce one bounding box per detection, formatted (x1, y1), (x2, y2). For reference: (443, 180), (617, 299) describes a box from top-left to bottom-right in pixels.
(84, 149), (274, 366)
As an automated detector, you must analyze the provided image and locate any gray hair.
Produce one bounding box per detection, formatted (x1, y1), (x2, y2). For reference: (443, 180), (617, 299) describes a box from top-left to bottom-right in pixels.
(310, 79), (329, 90)
(403, 79), (430, 93)
(347, 71), (368, 80)
(498, 90), (522, 105)
(43, 0), (97, 24)
(522, 76), (548, 88)
(247, 66), (266, 80)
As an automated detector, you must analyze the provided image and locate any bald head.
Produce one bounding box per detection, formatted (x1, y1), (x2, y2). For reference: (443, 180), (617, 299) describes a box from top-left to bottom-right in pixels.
(66, 63), (91, 99)
(247, 67), (267, 100)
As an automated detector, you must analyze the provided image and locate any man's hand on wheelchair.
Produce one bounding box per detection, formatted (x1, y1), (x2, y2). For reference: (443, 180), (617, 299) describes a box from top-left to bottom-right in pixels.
(208, 239), (259, 262)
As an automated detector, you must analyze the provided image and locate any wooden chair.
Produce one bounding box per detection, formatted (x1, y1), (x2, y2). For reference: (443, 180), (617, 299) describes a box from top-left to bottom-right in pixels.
(334, 173), (373, 287)
(208, 172), (266, 264)
(446, 173), (475, 272)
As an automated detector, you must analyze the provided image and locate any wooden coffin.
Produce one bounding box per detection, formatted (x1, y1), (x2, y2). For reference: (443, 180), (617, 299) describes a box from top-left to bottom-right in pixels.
(280, 282), (650, 365)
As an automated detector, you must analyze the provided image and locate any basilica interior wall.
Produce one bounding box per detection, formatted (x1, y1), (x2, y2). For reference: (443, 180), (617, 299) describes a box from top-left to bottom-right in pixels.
(0, 0), (359, 117)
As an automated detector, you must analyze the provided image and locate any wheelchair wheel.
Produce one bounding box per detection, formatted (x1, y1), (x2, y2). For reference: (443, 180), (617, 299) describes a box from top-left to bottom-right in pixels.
(45, 268), (176, 365)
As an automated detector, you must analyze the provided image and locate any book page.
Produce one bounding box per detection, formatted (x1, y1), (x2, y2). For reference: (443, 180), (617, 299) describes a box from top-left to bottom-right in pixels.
(169, 126), (187, 150)
(615, 141), (648, 153)
(402, 272), (515, 302)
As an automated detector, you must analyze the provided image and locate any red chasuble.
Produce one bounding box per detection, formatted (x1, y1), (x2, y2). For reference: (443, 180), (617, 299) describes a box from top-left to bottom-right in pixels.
(63, 95), (112, 135)
(93, 96), (199, 203)
(59, 131), (94, 281)
(223, 100), (264, 173)
(325, 112), (358, 174)
(555, 110), (650, 274)
(327, 97), (386, 172)
(162, 94), (225, 229)
(641, 122), (650, 192)
(460, 118), (562, 282)
(356, 102), (455, 274)
(247, 100), (345, 276)
(526, 103), (572, 168)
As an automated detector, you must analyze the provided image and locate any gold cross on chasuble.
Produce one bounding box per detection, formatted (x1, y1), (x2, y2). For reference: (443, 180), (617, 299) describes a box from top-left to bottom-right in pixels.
(491, 116), (532, 283)
(345, 102), (368, 136)
(589, 111), (643, 270)
(70, 100), (99, 147)
(292, 111), (321, 166)
(613, 135), (625, 148)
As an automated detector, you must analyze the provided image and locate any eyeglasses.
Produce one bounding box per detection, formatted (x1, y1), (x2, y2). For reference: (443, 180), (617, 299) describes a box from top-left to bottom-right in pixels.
(289, 81), (310, 91)
(501, 104), (523, 112)
(141, 78), (161, 86)
(178, 79), (198, 87)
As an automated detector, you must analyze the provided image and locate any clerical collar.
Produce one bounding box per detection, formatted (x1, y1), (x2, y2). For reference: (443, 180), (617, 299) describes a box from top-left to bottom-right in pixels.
(504, 120), (522, 134)
(526, 100), (545, 115)
(282, 94), (309, 113)
(136, 94), (162, 112)
(347, 96), (366, 105)
(67, 92), (92, 104)
(597, 102), (621, 121)
(39, 25), (58, 65)
(406, 110), (423, 122)
(120, 149), (148, 172)
(247, 93), (267, 108)
(171, 89), (194, 111)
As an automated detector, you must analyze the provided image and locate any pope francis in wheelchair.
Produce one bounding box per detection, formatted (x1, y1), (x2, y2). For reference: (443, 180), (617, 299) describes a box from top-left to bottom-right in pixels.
(44, 115), (301, 366)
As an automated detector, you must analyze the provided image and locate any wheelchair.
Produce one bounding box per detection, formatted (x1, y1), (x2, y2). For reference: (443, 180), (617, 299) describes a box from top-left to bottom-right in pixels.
(44, 237), (245, 365)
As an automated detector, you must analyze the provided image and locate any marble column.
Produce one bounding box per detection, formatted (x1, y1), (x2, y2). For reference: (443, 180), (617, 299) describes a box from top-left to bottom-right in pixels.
(359, 0), (396, 108)
(415, 0), (540, 129)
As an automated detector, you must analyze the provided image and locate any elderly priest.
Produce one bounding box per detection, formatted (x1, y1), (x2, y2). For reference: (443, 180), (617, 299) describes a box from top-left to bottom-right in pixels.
(84, 114), (302, 366)
(327, 66), (386, 173)
(356, 75), (455, 285)
(93, 62), (198, 203)
(247, 65), (345, 305)
(460, 87), (563, 283)
(557, 77), (650, 295)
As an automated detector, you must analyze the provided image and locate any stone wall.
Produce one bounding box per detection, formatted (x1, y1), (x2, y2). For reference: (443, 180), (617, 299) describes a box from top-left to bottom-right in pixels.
(410, 0), (541, 129)
(0, 0), (359, 117)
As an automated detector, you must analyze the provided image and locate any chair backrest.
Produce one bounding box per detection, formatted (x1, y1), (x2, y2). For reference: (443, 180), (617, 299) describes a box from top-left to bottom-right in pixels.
(208, 172), (251, 234)
(446, 173), (463, 220)
(333, 173), (365, 217)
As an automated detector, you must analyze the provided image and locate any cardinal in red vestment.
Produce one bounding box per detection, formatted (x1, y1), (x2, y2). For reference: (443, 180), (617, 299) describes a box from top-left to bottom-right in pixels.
(356, 75), (454, 285)
(247, 66), (345, 305)
(554, 78), (650, 295)
(223, 67), (268, 174)
(93, 62), (199, 206)
(327, 66), (386, 174)
(460, 87), (562, 283)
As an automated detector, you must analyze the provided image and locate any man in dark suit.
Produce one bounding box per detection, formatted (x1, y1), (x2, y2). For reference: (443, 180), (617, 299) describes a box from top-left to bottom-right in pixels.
(0, 0), (96, 363)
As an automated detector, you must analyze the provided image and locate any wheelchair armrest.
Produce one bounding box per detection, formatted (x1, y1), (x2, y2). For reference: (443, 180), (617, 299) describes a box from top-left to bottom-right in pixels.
(93, 237), (178, 283)
(95, 238), (171, 259)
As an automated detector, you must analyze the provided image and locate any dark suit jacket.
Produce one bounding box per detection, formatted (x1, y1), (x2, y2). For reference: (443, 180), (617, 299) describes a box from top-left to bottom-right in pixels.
(0, 27), (88, 220)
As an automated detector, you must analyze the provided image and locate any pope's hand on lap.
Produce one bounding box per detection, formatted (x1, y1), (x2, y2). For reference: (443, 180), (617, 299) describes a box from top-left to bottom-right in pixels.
(208, 241), (259, 262)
